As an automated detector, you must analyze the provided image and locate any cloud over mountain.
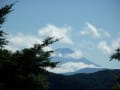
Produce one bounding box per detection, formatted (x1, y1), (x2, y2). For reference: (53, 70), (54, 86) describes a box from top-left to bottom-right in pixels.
(46, 62), (96, 73)
(46, 48), (99, 74)
(53, 48), (83, 59)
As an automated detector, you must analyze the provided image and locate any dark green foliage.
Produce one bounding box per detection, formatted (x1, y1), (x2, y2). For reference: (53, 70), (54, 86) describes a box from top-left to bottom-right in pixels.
(0, 31), (8, 49)
(0, 2), (13, 48)
(0, 3), (13, 49)
(110, 47), (120, 90)
(47, 70), (120, 90)
(0, 2), (58, 90)
(12, 38), (58, 77)
(0, 37), (58, 90)
(110, 48), (120, 61)
(0, 4), (13, 25)
(112, 83), (120, 90)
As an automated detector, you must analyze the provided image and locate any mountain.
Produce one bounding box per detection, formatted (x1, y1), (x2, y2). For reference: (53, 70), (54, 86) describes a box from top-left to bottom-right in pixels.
(52, 56), (100, 67)
(64, 67), (105, 75)
(49, 48), (103, 74)
(46, 69), (120, 90)
(52, 48), (100, 66)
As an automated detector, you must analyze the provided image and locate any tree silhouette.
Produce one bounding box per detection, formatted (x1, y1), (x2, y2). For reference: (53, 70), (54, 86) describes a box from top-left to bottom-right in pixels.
(0, 2), (14, 89)
(110, 48), (120, 90)
(110, 48), (120, 61)
(0, 2), (13, 49)
(10, 37), (59, 90)
(0, 2), (59, 90)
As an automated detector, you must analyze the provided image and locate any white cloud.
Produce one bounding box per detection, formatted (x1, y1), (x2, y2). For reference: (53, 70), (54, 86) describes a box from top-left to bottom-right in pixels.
(5, 24), (73, 52)
(43, 46), (53, 51)
(5, 33), (42, 52)
(38, 24), (73, 44)
(5, 45), (19, 52)
(67, 50), (83, 59)
(80, 22), (111, 38)
(46, 62), (96, 73)
(86, 22), (101, 37)
(80, 22), (101, 38)
(112, 37), (120, 49)
(98, 36), (120, 55)
(98, 41), (112, 55)
(53, 49), (83, 59)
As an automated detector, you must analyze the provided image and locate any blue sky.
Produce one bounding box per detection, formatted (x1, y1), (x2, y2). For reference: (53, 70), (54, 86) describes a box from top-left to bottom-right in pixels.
(3, 0), (120, 69)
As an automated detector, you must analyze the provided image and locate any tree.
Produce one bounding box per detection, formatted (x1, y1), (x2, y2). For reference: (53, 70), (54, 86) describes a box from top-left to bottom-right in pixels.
(110, 48), (120, 90)
(0, 37), (59, 90)
(0, 1), (59, 90)
(110, 48), (120, 61)
(10, 37), (59, 90)
(0, 2), (14, 89)
(0, 3), (13, 49)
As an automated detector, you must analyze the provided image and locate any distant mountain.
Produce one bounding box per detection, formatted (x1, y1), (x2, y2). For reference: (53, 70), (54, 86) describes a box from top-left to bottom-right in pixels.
(64, 67), (105, 75)
(49, 48), (102, 74)
(52, 56), (100, 67)
(46, 69), (120, 90)
(52, 48), (100, 66)
(55, 48), (74, 55)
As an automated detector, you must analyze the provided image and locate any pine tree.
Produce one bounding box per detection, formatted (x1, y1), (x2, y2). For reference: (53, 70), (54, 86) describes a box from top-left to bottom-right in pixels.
(10, 37), (59, 90)
(110, 48), (120, 61)
(110, 48), (120, 90)
(0, 2), (14, 89)
(0, 3), (13, 49)
(0, 1), (59, 90)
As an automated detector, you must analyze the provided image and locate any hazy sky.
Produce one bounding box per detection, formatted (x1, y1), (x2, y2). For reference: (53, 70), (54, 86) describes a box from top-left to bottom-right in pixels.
(3, 0), (120, 69)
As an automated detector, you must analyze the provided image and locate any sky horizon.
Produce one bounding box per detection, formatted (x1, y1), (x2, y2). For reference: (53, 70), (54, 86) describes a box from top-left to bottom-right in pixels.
(2, 0), (120, 69)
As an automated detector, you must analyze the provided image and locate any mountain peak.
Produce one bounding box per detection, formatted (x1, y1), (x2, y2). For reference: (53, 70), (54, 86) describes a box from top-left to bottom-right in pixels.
(48, 48), (102, 74)
(55, 48), (74, 54)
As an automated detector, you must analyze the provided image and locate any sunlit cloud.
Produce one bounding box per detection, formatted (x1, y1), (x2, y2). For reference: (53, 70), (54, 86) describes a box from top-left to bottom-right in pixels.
(66, 50), (83, 59)
(112, 37), (120, 49)
(98, 36), (120, 55)
(80, 22), (101, 38)
(5, 24), (73, 52)
(53, 48), (83, 59)
(98, 41), (112, 55)
(38, 24), (73, 44)
(80, 22), (111, 38)
(46, 62), (96, 73)
(5, 33), (42, 52)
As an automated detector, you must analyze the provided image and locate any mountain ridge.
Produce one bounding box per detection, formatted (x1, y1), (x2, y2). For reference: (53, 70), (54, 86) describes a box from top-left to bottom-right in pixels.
(46, 69), (120, 90)
(64, 67), (105, 75)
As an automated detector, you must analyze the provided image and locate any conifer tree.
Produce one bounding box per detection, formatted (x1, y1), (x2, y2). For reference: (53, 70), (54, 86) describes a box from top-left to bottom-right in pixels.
(0, 1), (58, 90)
(110, 48), (120, 90)
(0, 1), (14, 89)
(0, 3), (13, 49)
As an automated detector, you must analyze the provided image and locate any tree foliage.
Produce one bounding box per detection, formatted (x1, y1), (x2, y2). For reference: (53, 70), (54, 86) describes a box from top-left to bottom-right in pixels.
(0, 2), (58, 90)
(110, 48), (120, 61)
(0, 4), (13, 25)
(110, 47), (120, 90)
(0, 37), (58, 90)
(0, 3), (13, 49)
